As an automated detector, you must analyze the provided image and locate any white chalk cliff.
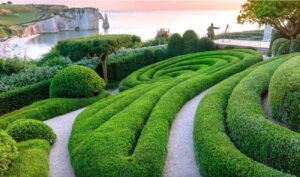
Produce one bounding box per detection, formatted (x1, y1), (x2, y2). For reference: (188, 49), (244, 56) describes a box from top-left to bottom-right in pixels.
(22, 8), (103, 36)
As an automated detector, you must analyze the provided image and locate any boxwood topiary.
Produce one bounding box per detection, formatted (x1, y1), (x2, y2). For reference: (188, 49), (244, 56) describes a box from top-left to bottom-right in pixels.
(6, 119), (56, 144)
(154, 48), (168, 61)
(182, 30), (199, 54)
(0, 130), (18, 176)
(167, 33), (183, 57)
(50, 65), (105, 98)
(198, 37), (216, 52)
(290, 34), (300, 53)
(271, 38), (288, 56)
(269, 56), (300, 131)
(277, 40), (291, 56)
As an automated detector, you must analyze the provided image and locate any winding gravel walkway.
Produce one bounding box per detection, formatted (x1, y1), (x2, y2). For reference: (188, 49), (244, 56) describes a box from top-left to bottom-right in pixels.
(44, 108), (85, 177)
(164, 90), (209, 177)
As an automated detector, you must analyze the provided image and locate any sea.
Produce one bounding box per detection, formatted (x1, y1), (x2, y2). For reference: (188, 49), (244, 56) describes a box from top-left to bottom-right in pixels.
(23, 10), (260, 59)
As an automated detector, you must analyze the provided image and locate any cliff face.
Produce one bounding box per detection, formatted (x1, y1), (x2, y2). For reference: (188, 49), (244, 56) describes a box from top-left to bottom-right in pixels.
(22, 8), (102, 36)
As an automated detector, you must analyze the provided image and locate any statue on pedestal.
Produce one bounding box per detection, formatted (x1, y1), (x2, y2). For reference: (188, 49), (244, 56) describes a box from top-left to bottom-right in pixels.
(207, 23), (220, 39)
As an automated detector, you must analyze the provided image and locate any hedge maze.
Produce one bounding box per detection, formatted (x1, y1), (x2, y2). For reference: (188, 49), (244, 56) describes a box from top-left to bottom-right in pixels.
(194, 53), (300, 177)
(69, 49), (263, 177)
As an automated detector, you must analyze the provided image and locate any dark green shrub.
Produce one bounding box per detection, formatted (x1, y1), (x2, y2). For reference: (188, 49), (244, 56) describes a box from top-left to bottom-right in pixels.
(0, 80), (50, 116)
(167, 33), (183, 57)
(154, 48), (168, 61)
(271, 38), (288, 56)
(290, 34), (300, 53)
(182, 30), (199, 54)
(277, 40), (291, 56)
(6, 119), (56, 144)
(198, 37), (216, 52)
(143, 49), (155, 61)
(0, 130), (18, 177)
(0, 58), (27, 75)
(50, 65), (105, 98)
(223, 45), (238, 49)
(38, 48), (61, 66)
(269, 57), (300, 131)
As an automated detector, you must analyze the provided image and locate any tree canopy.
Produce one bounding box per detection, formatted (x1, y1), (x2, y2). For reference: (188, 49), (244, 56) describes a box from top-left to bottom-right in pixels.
(238, 0), (300, 38)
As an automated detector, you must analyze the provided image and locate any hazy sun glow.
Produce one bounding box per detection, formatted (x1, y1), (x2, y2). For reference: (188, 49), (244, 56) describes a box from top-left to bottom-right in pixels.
(12, 0), (245, 11)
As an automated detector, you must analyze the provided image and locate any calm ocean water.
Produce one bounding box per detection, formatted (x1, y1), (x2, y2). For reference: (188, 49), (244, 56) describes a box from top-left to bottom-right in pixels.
(26, 10), (260, 59)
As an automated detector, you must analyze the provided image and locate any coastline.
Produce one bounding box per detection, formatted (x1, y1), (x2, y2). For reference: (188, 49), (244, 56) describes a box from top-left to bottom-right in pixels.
(0, 34), (39, 59)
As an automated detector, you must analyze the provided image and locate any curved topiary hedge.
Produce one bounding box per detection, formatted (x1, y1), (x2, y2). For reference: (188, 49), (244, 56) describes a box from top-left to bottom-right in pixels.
(269, 57), (300, 131)
(0, 130), (18, 177)
(6, 119), (56, 144)
(277, 40), (291, 56)
(69, 49), (262, 177)
(50, 65), (105, 98)
(271, 38), (288, 56)
(226, 53), (300, 176)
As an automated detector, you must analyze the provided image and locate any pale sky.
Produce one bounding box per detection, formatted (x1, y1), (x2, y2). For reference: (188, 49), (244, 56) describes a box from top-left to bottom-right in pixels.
(11, 0), (246, 11)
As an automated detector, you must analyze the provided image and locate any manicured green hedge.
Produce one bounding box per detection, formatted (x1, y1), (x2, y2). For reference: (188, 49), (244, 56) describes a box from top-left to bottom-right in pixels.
(227, 53), (300, 176)
(198, 37), (216, 52)
(6, 119), (56, 144)
(269, 55), (300, 131)
(182, 30), (199, 54)
(0, 130), (17, 177)
(69, 49), (262, 177)
(194, 57), (294, 177)
(271, 38), (288, 56)
(0, 80), (50, 116)
(0, 91), (109, 129)
(277, 40), (291, 56)
(167, 33), (183, 57)
(4, 139), (50, 177)
(50, 65), (105, 98)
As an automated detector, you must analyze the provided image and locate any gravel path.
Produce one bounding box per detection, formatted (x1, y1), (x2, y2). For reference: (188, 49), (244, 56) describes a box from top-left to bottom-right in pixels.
(44, 108), (85, 177)
(164, 90), (209, 177)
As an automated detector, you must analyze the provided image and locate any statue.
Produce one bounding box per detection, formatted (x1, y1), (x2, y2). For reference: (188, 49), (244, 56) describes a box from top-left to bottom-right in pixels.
(207, 23), (220, 39)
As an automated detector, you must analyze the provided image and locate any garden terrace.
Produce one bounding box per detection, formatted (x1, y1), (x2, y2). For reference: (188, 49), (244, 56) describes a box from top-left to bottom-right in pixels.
(69, 49), (262, 177)
(194, 53), (300, 177)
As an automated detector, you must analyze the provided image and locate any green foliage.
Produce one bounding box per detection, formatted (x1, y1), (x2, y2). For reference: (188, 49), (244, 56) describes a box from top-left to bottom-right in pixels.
(198, 37), (216, 52)
(0, 130), (17, 177)
(0, 58), (28, 75)
(154, 48), (168, 61)
(290, 35), (300, 53)
(277, 40), (291, 56)
(271, 38), (288, 56)
(0, 92), (109, 129)
(269, 57), (300, 131)
(194, 63), (293, 177)
(69, 49), (262, 177)
(143, 49), (155, 61)
(238, 0), (300, 38)
(227, 53), (300, 176)
(6, 119), (56, 144)
(4, 139), (50, 177)
(0, 66), (59, 93)
(182, 30), (199, 54)
(55, 34), (141, 62)
(0, 80), (50, 116)
(167, 33), (183, 57)
(50, 65), (105, 98)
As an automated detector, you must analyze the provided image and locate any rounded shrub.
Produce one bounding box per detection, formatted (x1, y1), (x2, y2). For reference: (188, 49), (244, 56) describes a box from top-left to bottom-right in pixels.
(198, 37), (216, 52)
(143, 49), (155, 61)
(6, 119), (56, 144)
(182, 30), (199, 54)
(269, 57), (300, 131)
(290, 34), (300, 53)
(50, 65), (105, 98)
(167, 33), (183, 57)
(277, 40), (291, 56)
(0, 130), (17, 176)
(154, 48), (168, 61)
(271, 38), (288, 56)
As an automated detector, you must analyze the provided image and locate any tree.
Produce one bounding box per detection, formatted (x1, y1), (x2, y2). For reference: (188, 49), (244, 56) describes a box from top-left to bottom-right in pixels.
(238, 0), (300, 39)
(55, 34), (141, 83)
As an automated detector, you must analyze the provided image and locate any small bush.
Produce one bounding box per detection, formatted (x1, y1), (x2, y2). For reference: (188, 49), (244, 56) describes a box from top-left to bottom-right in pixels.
(6, 119), (56, 144)
(154, 48), (168, 61)
(182, 30), (199, 54)
(198, 37), (216, 52)
(269, 57), (300, 131)
(167, 33), (183, 57)
(223, 45), (238, 49)
(50, 65), (105, 98)
(277, 40), (291, 56)
(290, 35), (300, 53)
(271, 38), (288, 56)
(0, 58), (27, 75)
(0, 130), (18, 176)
